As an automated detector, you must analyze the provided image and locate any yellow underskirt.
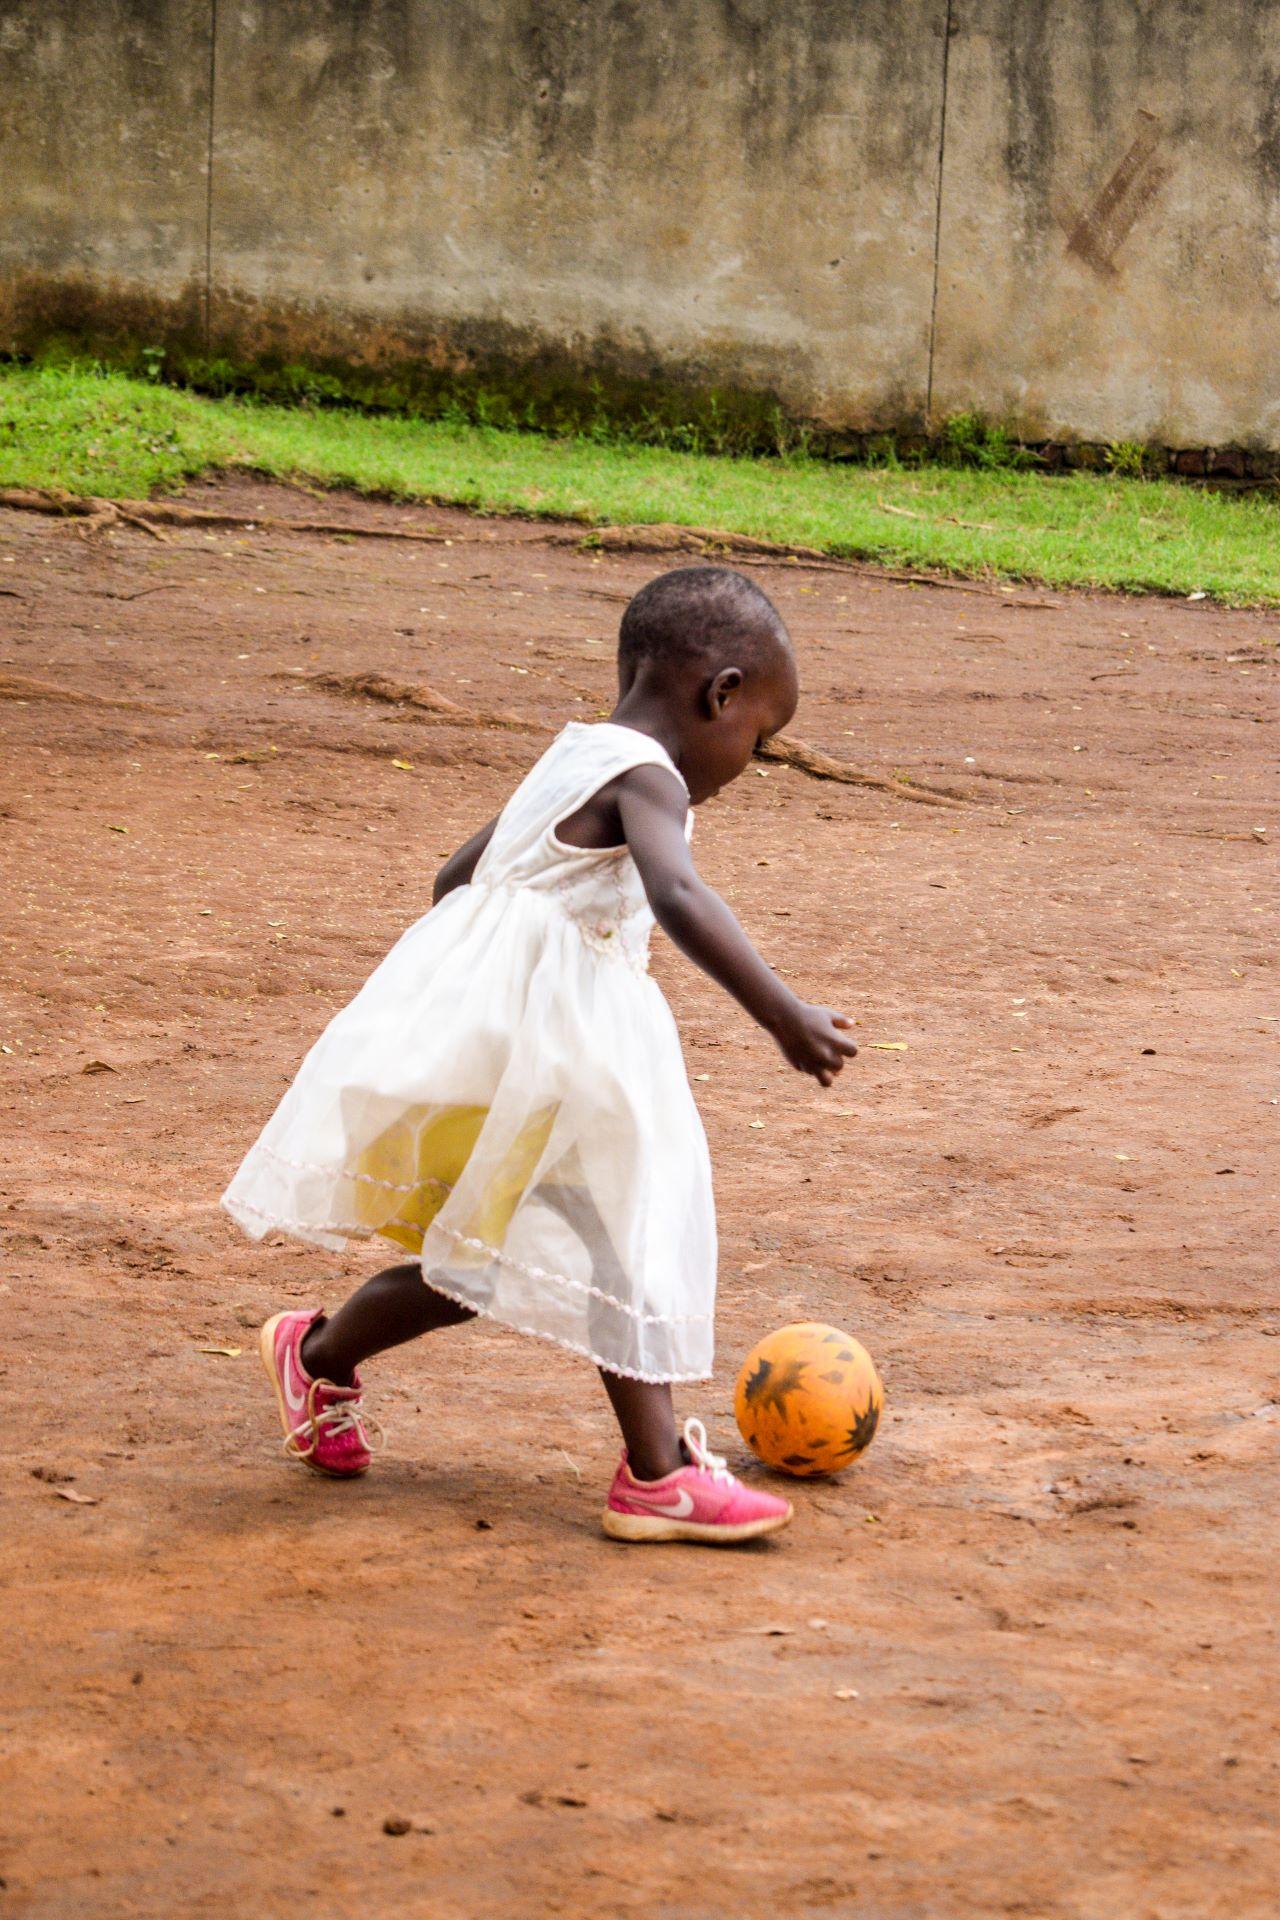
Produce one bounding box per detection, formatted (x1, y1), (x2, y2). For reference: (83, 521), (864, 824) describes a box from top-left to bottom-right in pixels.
(350, 1103), (556, 1255)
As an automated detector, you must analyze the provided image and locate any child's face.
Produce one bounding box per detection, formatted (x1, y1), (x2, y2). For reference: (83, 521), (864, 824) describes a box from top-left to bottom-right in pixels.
(683, 654), (798, 804)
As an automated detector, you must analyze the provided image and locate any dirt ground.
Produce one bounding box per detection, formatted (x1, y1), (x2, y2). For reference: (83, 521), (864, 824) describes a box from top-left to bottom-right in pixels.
(0, 475), (1276, 1920)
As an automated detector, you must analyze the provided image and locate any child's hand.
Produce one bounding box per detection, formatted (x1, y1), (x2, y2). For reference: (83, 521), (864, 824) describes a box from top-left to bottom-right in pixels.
(771, 1002), (859, 1085)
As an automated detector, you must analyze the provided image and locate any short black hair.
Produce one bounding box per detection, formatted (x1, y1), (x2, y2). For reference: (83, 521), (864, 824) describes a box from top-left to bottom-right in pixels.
(618, 566), (791, 678)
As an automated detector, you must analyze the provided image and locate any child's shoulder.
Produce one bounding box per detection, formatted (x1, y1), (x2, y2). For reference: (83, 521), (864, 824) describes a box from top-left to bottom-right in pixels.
(556, 721), (686, 785)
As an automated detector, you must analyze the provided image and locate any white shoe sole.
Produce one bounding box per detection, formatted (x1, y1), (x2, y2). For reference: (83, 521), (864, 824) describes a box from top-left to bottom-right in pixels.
(601, 1505), (792, 1544)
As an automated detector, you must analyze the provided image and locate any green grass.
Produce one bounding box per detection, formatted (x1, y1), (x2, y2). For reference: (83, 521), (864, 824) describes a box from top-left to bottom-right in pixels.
(3, 361), (1279, 606)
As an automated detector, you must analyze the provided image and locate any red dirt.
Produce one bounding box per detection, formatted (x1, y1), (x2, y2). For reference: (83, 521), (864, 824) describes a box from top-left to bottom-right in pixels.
(1, 476), (1276, 1919)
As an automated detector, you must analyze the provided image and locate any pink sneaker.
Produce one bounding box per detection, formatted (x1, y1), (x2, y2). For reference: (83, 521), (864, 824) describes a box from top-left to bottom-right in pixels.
(258, 1309), (380, 1478)
(602, 1417), (792, 1544)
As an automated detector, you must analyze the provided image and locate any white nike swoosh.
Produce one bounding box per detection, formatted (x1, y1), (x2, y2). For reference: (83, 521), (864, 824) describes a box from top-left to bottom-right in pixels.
(633, 1488), (694, 1518)
(282, 1343), (307, 1414)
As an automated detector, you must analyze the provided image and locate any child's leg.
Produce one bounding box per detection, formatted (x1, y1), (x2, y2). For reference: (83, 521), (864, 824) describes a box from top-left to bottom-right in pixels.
(532, 1183), (683, 1477)
(301, 1262), (475, 1385)
(598, 1370), (682, 1481)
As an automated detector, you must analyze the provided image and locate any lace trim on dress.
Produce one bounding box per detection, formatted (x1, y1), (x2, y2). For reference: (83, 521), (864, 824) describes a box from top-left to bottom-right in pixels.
(258, 1141), (450, 1197)
(408, 1265), (712, 1385)
(224, 1199), (710, 1383)
(227, 1192), (715, 1326)
(425, 1217), (714, 1322)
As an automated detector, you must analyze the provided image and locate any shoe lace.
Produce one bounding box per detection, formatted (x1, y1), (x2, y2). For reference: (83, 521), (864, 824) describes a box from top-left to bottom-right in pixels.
(285, 1381), (385, 1461)
(682, 1416), (734, 1485)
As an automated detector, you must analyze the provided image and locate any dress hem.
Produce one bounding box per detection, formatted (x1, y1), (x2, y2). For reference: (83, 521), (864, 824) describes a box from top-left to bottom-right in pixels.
(224, 1187), (715, 1326)
(409, 1264), (713, 1387)
(220, 1193), (715, 1383)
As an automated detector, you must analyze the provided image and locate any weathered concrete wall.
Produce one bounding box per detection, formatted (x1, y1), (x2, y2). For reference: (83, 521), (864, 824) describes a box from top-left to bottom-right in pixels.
(931, 2), (1280, 449)
(206, 0), (945, 431)
(2, 2), (1278, 448)
(0, 2), (211, 347)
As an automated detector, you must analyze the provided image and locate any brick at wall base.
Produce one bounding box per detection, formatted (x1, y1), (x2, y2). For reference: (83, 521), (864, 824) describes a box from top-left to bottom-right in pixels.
(1045, 442), (1275, 484)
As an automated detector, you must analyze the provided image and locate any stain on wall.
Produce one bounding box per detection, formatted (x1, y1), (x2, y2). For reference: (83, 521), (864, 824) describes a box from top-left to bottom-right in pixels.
(1, 1), (1277, 448)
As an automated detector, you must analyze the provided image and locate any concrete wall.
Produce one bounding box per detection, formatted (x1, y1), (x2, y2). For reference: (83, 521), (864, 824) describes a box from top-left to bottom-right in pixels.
(933, 2), (1280, 449)
(0, 2), (210, 337)
(2, 1), (1278, 449)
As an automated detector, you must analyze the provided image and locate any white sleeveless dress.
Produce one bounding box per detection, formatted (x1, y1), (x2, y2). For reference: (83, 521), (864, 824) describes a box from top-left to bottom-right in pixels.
(221, 722), (716, 1382)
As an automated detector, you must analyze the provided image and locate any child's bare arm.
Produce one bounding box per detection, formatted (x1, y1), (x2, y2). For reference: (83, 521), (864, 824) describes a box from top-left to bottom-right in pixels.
(432, 816), (499, 905)
(616, 767), (857, 1086)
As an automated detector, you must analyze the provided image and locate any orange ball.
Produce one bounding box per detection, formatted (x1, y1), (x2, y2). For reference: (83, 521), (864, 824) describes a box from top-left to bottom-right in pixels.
(734, 1322), (883, 1477)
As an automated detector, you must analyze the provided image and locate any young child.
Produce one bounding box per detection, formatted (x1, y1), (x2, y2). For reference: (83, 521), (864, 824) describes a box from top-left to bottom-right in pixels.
(222, 565), (857, 1545)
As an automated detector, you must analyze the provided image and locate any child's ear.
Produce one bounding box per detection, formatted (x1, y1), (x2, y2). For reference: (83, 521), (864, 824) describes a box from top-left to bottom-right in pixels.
(705, 666), (744, 717)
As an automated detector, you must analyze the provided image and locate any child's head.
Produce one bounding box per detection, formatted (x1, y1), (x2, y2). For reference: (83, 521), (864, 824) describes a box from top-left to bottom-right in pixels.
(617, 567), (797, 802)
